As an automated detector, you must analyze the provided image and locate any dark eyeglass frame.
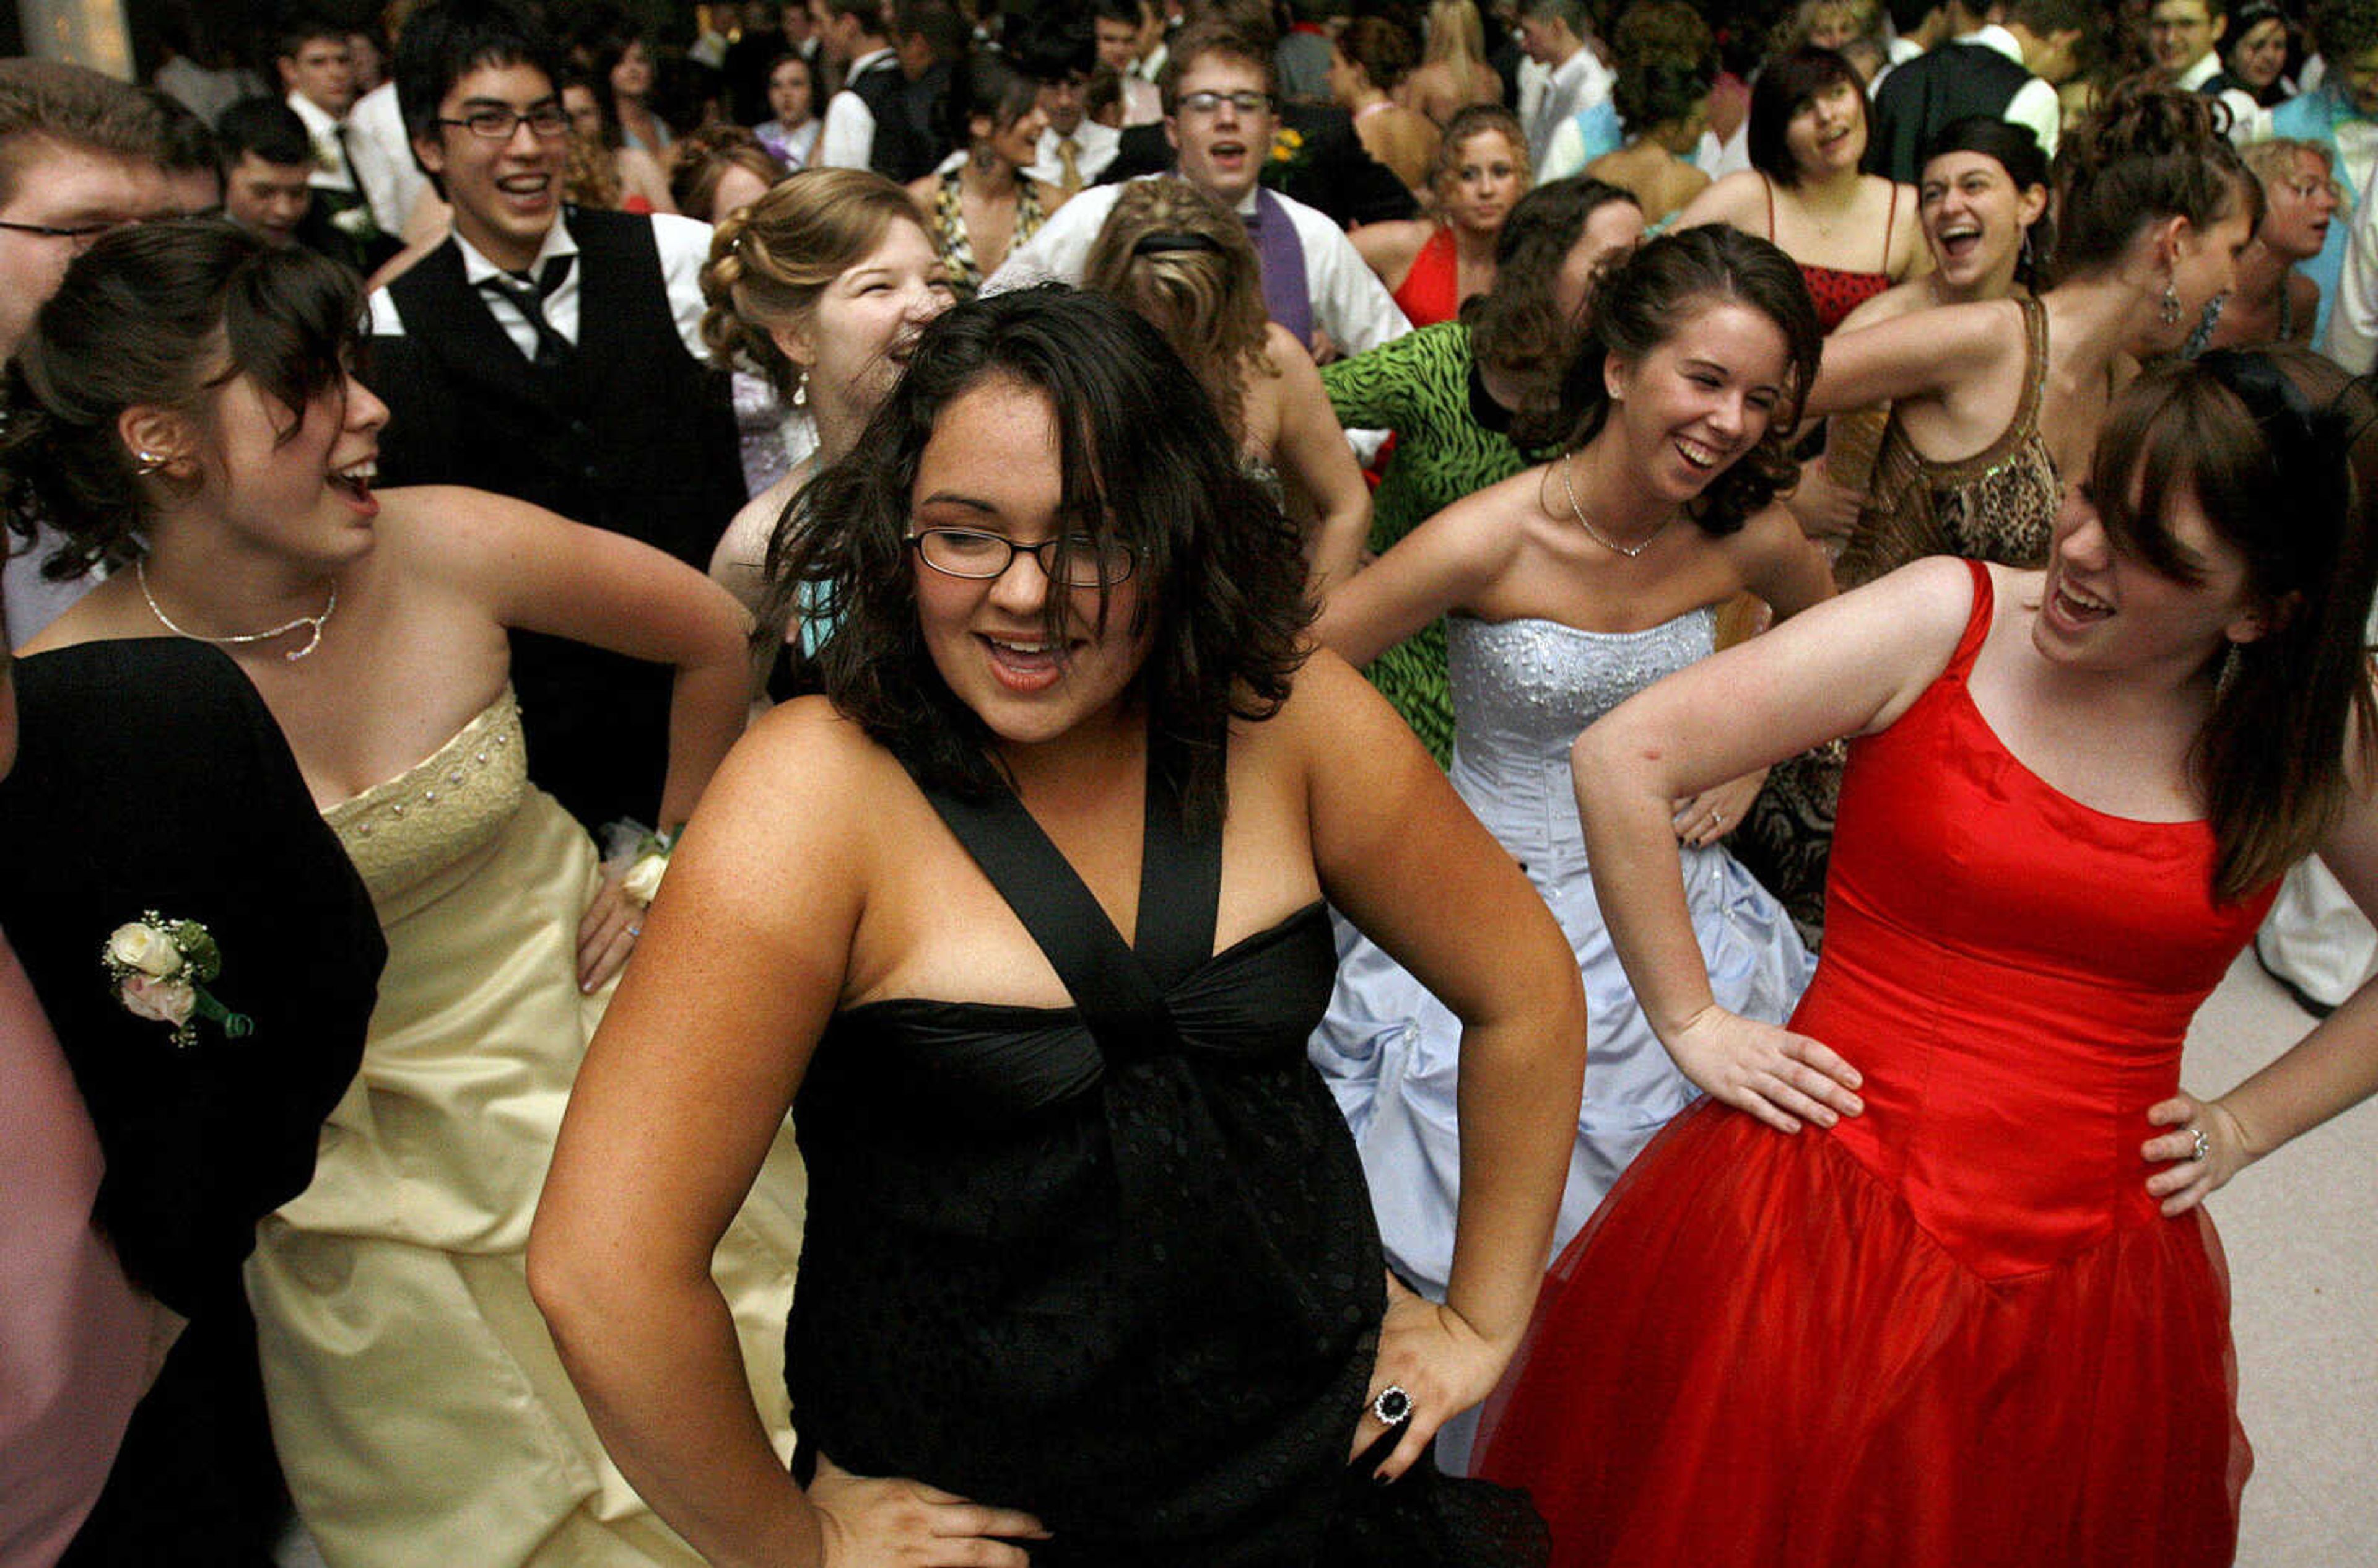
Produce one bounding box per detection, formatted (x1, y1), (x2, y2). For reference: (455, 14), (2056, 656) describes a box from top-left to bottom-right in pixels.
(437, 105), (573, 141)
(1175, 89), (1274, 116)
(908, 527), (1138, 588)
(0, 217), (123, 246)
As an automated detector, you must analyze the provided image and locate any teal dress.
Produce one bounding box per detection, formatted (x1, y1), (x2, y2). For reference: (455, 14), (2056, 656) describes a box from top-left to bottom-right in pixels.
(1322, 321), (1549, 763)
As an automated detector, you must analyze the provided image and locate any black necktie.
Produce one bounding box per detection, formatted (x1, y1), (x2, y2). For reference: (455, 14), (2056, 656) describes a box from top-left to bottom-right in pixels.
(479, 255), (575, 371)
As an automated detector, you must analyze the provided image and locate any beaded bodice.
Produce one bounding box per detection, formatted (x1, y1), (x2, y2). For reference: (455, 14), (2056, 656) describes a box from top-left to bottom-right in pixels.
(1445, 609), (1713, 876)
(323, 690), (526, 908)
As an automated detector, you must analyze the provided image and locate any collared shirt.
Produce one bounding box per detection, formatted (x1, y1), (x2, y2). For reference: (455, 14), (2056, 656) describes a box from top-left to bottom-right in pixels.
(2175, 50), (2267, 141)
(346, 80), (429, 237)
(982, 177), (1413, 358)
(286, 89), (359, 195)
(1025, 119), (1121, 190)
(1525, 46), (1613, 169)
(816, 47), (897, 170)
(367, 209), (714, 364)
(1964, 24), (2063, 157)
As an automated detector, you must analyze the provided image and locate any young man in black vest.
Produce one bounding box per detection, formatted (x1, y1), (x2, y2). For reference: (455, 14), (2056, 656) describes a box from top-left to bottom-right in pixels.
(812, 0), (911, 175)
(367, 0), (744, 835)
(1869, 0), (2068, 182)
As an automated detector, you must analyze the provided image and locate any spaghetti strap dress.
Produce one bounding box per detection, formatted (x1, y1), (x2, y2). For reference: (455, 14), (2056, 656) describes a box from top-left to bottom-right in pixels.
(1474, 560), (2265, 1568)
(786, 746), (1546, 1566)
(1767, 173), (1897, 333)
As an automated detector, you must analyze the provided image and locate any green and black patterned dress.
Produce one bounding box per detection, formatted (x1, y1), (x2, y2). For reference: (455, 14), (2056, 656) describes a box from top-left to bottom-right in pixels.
(1323, 321), (1553, 764)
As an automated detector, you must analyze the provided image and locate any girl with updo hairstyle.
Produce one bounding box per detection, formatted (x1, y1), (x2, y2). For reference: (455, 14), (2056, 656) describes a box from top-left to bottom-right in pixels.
(668, 123), (787, 226)
(700, 167), (954, 658)
(1583, 0), (1717, 228)
(6, 217), (799, 1566)
(907, 50), (1061, 300)
(1481, 341), (2378, 1568)
(1084, 175), (1371, 593)
(1308, 226), (1834, 1355)
(1735, 85), (2260, 946)
(1351, 102), (1530, 327)
(1328, 15), (1440, 198)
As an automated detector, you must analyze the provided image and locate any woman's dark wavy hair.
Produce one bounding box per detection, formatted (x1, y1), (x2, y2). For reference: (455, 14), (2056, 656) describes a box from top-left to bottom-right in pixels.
(1553, 225), (1820, 534)
(1746, 45), (1865, 186)
(762, 285), (1312, 828)
(2083, 347), (2378, 902)
(1920, 115), (2054, 289)
(1465, 175), (1642, 446)
(2049, 81), (2258, 283)
(1, 219), (361, 579)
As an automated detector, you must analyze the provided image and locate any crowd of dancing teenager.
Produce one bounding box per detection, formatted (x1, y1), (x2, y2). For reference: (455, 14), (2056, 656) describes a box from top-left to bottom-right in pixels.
(11, 1), (2378, 1566)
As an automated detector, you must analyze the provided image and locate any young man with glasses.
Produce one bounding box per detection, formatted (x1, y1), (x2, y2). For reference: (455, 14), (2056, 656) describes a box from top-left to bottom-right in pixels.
(986, 20), (1410, 363)
(368, 0), (744, 835)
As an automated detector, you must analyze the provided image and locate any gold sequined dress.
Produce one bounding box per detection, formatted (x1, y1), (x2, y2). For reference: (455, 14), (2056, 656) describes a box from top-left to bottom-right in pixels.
(246, 689), (806, 1566)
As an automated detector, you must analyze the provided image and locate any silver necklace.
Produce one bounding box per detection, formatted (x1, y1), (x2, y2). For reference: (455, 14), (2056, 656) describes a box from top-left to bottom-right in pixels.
(1559, 451), (1670, 559)
(137, 558), (338, 661)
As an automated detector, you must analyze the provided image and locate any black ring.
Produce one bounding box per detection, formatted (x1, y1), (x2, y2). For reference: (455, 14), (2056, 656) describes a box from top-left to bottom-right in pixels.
(1370, 1384), (1413, 1426)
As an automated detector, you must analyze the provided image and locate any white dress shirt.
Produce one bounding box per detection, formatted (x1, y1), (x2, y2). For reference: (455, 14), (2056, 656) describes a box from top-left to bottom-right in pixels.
(982, 178), (1413, 358)
(346, 81), (430, 237)
(1025, 119), (1121, 190)
(815, 48), (896, 170)
(1524, 46), (1613, 170)
(368, 211), (714, 364)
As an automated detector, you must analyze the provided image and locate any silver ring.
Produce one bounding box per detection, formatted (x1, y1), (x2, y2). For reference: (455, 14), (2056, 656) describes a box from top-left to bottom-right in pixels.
(2188, 1125), (2210, 1163)
(1370, 1383), (1413, 1426)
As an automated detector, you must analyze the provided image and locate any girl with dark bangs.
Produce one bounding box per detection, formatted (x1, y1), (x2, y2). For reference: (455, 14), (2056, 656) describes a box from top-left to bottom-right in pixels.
(6, 219), (804, 1563)
(533, 287), (1585, 1566)
(1673, 45), (1927, 333)
(1478, 345), (2378, 1568)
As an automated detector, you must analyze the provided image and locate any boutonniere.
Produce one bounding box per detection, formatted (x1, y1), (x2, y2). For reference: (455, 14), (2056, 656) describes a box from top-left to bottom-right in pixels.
(102, 914), (254, 1050)
(1259, 125), (1312, 190)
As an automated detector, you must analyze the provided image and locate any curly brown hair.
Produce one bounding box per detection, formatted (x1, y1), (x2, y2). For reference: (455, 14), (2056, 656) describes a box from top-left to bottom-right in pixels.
(765, 287), (1313, 827)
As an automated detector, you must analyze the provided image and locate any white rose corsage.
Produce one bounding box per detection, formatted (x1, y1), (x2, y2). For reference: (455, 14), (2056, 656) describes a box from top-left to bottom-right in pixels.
(602, 822), (678, 910)
(102, 913), (254, 1050)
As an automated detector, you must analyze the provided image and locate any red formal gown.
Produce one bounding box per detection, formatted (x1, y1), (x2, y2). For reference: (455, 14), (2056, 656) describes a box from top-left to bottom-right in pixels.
(1476, 560), (2268, 1568)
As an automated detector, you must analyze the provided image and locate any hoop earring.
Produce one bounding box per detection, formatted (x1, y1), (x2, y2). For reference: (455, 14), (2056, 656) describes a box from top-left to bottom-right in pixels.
(2160, 281), (2184, 327)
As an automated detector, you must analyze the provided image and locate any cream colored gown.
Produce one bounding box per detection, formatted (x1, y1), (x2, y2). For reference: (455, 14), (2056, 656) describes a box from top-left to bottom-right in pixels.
(246, 690), (806, 1566)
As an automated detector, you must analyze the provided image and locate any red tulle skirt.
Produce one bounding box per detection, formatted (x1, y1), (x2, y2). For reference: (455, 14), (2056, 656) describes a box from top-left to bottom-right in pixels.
(1473, 1100), (2249, 1568)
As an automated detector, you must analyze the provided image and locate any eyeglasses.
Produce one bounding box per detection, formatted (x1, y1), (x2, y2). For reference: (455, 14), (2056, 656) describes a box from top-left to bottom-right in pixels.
(909, 528), (1136, 588)
(1175, 90), (1272, 117)
(437, 105), (572, 140)
(0, 217), (124, 251)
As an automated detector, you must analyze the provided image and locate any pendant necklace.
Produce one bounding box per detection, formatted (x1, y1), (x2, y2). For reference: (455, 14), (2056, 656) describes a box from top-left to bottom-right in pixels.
(137, 558), (338, 661)
(1560, 451), (1670, 559)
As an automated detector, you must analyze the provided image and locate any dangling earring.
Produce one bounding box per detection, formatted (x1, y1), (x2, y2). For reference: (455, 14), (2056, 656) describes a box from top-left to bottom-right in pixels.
(2160, 280), (2184, 326)
(2215, 640), (2244, 700)
(790, 369), (808, 409)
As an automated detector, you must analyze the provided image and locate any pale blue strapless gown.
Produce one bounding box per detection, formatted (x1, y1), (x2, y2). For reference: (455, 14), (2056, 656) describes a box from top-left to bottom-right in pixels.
(1312, 610), (1816, 1299)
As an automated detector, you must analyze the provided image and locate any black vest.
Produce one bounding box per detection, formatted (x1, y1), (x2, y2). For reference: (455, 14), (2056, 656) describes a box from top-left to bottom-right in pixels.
(849, 52), (930, 183)
(1869, 43), (2037, 185)
(368, 208), (744, 832)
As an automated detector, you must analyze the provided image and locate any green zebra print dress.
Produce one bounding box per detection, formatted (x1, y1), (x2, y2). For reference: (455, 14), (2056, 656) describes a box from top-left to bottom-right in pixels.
(1323, 321), (1548, 764)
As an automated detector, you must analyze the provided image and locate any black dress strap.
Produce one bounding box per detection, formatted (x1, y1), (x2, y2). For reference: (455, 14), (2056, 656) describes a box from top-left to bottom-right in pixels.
(907, 751), (1220, 1057)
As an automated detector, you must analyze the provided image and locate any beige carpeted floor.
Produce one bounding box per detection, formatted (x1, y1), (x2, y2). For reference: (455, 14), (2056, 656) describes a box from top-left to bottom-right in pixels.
(2187, 949), (2378, 1567)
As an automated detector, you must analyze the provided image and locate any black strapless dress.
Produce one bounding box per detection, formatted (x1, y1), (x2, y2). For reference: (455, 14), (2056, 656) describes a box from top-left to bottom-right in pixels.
(787, 753), (1545, 1566)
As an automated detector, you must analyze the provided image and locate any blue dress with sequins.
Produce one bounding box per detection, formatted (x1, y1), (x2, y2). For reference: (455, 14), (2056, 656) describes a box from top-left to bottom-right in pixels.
(1310, 610), (1815, 1300)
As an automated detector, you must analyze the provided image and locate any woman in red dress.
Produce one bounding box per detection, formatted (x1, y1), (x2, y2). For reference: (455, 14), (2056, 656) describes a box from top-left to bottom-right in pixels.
(1476, 345), (2378, 1567)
